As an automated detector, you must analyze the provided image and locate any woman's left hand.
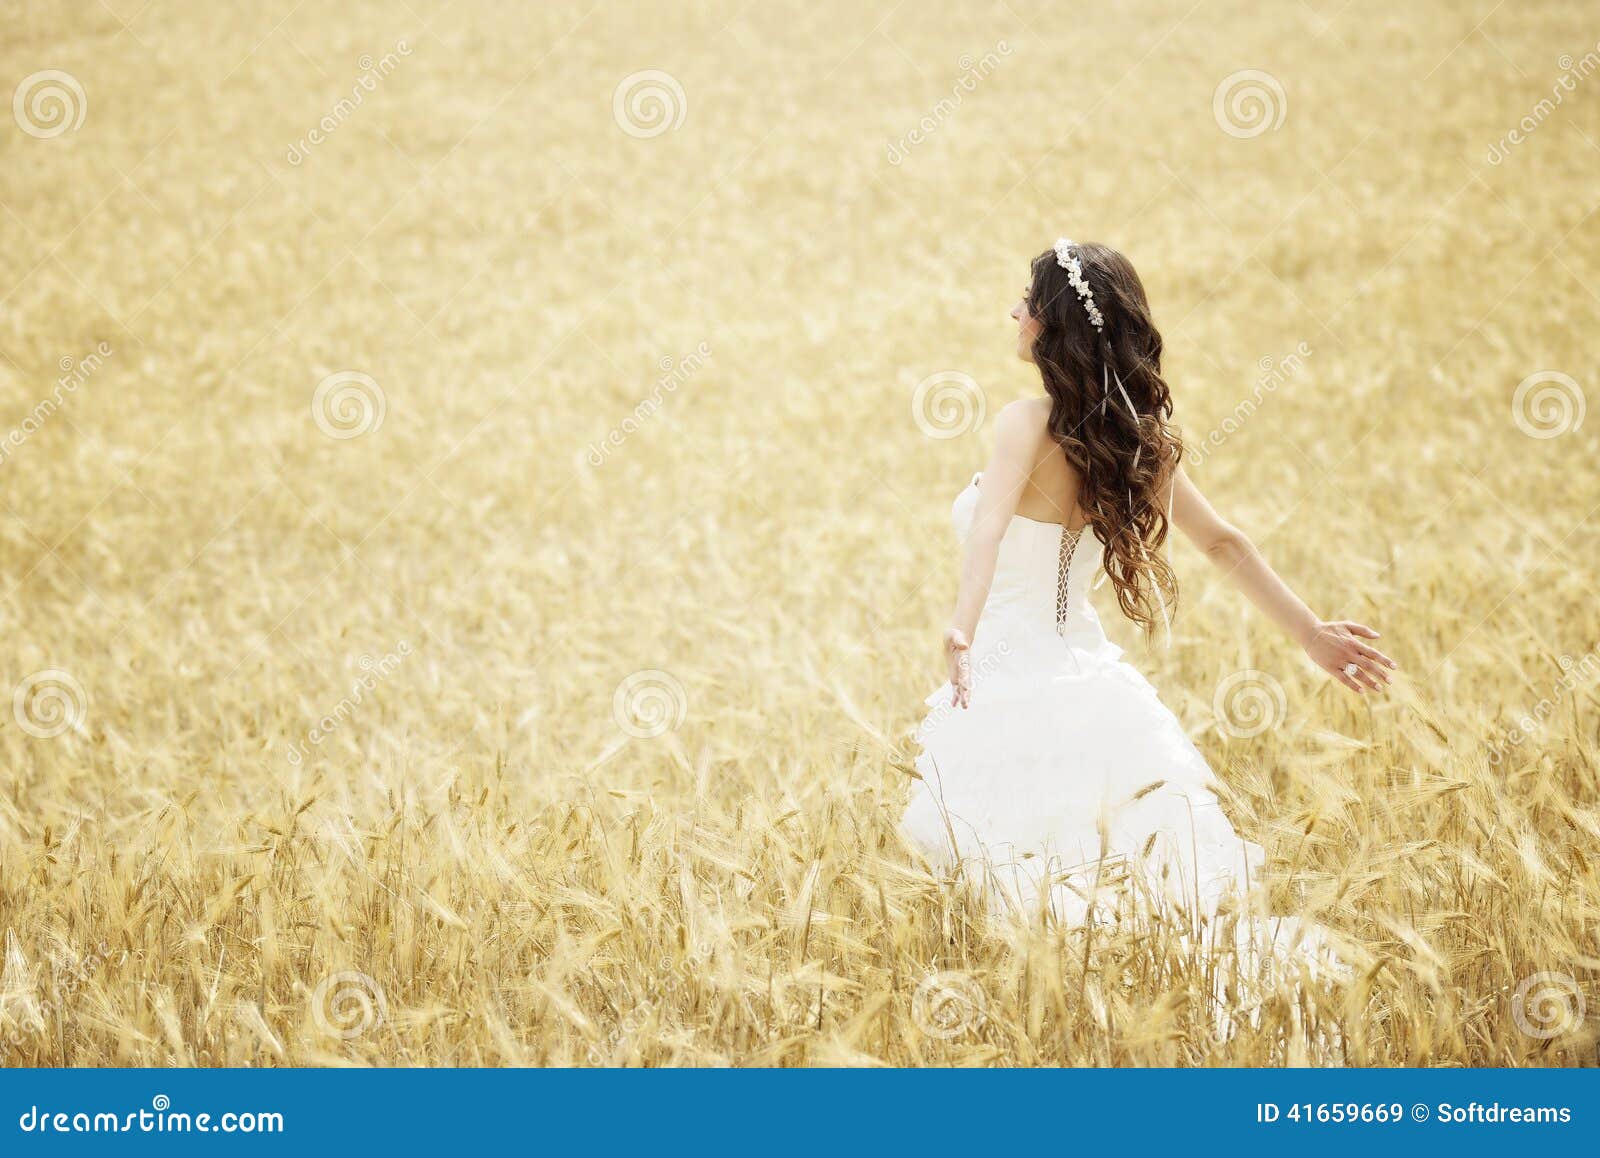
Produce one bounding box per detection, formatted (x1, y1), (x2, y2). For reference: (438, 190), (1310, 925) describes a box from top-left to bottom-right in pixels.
(1303, 620), (1397, 693)
(943, 626), (972, 708)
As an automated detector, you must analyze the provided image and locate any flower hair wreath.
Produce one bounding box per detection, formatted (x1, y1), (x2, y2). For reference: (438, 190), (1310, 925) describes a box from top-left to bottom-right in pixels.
(1053, 237), (1104, 332)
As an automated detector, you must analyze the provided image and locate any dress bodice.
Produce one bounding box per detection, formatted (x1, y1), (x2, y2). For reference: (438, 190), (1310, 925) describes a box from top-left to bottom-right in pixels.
(952, 473), (1106, 647)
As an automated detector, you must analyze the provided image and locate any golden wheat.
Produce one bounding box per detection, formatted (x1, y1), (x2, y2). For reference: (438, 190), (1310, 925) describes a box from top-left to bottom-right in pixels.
(1, 0), (1596, 1066)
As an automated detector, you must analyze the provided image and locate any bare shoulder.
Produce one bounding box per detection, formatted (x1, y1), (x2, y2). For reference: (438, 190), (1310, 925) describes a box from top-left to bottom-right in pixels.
(994, 396), (1051, 440)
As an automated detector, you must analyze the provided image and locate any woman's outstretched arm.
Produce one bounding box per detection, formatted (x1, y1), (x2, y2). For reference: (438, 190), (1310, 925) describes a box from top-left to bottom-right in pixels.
(944, 401), (1043, 706)
(1169, 466), (1397, 693)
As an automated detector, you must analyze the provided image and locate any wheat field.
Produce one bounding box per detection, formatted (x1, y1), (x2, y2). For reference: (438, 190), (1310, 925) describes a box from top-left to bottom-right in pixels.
(1, 0), (1596, 1067)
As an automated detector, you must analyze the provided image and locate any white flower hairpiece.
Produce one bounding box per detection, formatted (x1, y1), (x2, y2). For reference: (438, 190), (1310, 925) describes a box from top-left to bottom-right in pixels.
(1053, 237), (1104, 332)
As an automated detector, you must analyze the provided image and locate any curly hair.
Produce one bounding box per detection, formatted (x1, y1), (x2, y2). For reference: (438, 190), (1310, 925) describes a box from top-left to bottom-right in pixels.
(1026, 242), (1180, 633)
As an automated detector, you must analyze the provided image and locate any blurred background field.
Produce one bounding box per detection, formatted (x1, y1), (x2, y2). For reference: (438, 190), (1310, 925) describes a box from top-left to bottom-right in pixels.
(1, 0), (1596, 1065)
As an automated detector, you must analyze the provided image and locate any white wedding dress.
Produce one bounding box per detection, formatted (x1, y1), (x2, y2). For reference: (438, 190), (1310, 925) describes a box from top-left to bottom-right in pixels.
(902, 473), (1275, 929)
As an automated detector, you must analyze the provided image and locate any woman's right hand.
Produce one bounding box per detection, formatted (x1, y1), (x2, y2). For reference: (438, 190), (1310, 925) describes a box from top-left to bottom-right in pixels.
(943, 626), (972, 708)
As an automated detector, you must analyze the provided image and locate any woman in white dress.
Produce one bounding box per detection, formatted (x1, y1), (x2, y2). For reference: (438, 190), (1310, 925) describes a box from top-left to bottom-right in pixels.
(902, 239), (1397, 926)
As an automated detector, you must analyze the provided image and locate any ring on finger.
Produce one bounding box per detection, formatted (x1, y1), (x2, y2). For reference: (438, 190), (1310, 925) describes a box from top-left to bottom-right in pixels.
(1343, 662), (1359, 678)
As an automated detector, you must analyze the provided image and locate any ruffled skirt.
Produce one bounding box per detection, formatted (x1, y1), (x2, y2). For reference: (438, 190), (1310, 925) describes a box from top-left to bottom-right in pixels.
(902, 622), (1269, 927)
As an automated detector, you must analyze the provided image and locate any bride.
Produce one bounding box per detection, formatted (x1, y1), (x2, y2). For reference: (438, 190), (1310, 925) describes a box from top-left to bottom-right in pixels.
(902, 238), (1397, 926)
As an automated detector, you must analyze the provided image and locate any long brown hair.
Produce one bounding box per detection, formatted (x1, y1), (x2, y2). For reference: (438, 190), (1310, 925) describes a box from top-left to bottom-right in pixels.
(1027, 242), (1180, 632)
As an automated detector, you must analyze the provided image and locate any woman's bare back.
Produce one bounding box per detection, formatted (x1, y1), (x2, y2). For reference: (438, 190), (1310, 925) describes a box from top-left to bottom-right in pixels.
(1009, 398), (1088, 530)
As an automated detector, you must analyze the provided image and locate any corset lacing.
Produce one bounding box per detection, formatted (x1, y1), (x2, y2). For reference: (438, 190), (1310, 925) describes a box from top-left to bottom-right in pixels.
(1056, 527), (1083, 635)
